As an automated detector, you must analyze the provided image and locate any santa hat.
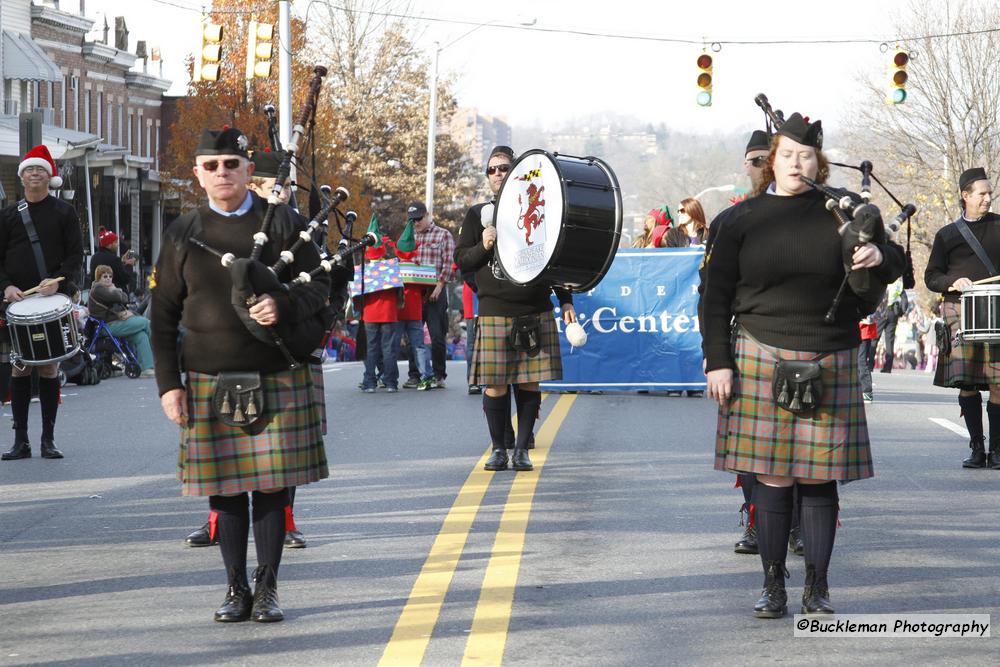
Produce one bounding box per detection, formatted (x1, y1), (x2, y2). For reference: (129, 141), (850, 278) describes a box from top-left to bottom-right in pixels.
(19, 145), (62, 188)
(364, 214), (386, 260)
(98, 227), (118, 248)
(394, 220), (419, 260)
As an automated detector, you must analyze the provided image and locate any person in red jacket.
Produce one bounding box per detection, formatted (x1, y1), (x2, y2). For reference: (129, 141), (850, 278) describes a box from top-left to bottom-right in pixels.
(393, 220), (432, 389)
(359, 216), (401, 392)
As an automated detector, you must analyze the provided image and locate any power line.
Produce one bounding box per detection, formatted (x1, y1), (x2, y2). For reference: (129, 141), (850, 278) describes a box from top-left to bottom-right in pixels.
(321, 2), (1000, 47)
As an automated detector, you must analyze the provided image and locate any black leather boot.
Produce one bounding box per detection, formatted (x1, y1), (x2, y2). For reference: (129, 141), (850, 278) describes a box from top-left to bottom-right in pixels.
(484, 448), (509, 471)
(963, 437), (987, 468)
(753, 561), (788, 619)
(989, 442), (1000, 470)
(788, 526), (805, 556)
(801, 564), (835, 614)
(734, 525), (758, 554)
(40, 438), (64, 459)
(214, 567), (252, 622)
(1, 440), (30, 461)
(734, 503), (758, 554)
(251, 565), (284, 622)
(186, 519), (218, 547)
(511, 448), (533, 471)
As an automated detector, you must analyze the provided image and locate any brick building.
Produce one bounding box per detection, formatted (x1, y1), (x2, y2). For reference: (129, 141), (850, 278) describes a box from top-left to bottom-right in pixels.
(0, 0), (170, 283)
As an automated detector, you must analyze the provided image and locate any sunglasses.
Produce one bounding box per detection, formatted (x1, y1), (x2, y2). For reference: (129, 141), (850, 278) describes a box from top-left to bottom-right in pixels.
(199, 158), (242, 172)
(746, 156), (768, 168)
(487, 164), (511, 176)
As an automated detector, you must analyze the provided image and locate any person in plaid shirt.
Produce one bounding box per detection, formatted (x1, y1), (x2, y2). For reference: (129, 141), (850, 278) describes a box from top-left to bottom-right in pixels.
(407, 200), (455, 388)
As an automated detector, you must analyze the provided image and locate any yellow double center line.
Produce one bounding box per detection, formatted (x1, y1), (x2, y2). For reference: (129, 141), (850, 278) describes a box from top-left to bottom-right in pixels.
(379, 394), (576, 666)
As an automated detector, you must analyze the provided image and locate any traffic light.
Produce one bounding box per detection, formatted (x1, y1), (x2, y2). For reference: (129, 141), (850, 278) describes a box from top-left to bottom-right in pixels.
(889, 48), (909, 104)
(194, 22), (223, 82)
(696, 52), (713, 107)
(246, 20), (274, 79)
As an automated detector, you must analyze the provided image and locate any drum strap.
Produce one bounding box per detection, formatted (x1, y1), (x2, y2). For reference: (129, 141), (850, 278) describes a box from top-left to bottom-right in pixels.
(16, 200), (50, 282)
(954, 219), (997, 276)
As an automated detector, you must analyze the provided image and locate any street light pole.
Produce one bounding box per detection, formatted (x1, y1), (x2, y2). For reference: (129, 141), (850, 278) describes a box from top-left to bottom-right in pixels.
(424, 43), (440, 217)
(424, 17), (535, 219)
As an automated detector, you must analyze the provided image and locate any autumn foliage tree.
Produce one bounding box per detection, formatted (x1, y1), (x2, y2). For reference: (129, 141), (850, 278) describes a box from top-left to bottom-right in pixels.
(308, 0), (476, 236)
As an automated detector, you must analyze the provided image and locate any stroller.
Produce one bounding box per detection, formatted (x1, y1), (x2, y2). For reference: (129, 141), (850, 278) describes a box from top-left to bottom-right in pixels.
(83, 318), (142, 379)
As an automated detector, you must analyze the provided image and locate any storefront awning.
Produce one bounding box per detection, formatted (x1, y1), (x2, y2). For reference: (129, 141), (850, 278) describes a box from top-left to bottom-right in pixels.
(2, 31), (62, 82)
(0, 116), (101, 160)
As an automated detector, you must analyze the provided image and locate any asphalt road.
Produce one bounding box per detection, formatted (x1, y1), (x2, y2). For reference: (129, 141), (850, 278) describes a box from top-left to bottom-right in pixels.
(0, 362), (997, 666)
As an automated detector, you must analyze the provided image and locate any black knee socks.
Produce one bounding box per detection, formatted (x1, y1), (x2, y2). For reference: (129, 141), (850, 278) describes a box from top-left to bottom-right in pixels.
(514, 389), (541, 450)
(483, 393), (509, 451)
(798, 482), (839, 576)
(10, 376), (31, 441)
(790, 484), (801, 532)
(505, 391), (515, 449)
(751, 483), (793, 568)
(987, 403), (1000, 451)
(210, 493), (250, 576)
(959, 394), (984, 441)
(38, 376), (60, 440)
(252, 489), (289, 572)
(288, 486), (296, 509)
(739, 473), (757, 505)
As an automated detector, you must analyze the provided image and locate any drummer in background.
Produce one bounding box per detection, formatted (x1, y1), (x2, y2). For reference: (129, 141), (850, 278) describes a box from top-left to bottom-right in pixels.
(699, 129), (770, 557)
(925, 167), (1000, 470)
(703, 114), (905, 618)
(454, 145), (577, 472)
(0, 145), (83, 461)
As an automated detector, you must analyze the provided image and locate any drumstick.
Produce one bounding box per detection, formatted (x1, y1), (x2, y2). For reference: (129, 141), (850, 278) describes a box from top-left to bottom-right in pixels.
(972, 275), (1000, 285)
(20, 276), (65, 297)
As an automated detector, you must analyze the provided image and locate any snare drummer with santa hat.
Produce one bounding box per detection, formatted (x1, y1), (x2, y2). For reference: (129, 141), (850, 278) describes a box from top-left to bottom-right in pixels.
(0, 144), (84, 461)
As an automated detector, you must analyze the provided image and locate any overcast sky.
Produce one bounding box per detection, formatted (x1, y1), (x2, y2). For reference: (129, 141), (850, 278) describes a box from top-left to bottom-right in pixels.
(74, 0), (922, 134)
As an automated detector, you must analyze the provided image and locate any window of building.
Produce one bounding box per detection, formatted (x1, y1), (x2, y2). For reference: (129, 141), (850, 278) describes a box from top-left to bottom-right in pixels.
(128, 112), (134, 152)
(60, 80), (66, 127)
(96, 93), (103, 139)
(84, 90), (91, 134)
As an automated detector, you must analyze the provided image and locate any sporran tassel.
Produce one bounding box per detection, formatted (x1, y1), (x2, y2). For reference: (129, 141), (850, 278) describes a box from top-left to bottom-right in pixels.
(221, 392), (232, 415)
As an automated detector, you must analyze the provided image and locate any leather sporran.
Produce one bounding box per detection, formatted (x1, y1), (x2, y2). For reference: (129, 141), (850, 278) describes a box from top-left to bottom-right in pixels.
(772, 359), (823, 414)
(509, 314), (541, 356)
(212, 371), (265, 428)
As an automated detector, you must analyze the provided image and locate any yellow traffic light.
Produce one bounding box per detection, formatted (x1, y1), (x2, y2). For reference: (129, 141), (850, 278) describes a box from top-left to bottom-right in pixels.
(696, 52), (713, 107)
(194, 22), (223, 82)
(246, 21), (274, 79)
(889, 48), (909, 105)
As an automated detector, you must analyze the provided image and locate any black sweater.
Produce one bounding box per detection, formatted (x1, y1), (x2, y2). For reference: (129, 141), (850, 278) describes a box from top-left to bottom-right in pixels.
(0, 195), (83, 294)
(702, 189), (905, 372)
(150, 194), (330, 395)
(89, 246), (135, 292)
(454, 202), (572, 316)
(924, 213), (1000, 301)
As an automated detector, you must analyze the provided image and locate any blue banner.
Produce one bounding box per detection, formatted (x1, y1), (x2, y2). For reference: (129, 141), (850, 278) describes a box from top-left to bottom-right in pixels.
(542, 248), (707, 392)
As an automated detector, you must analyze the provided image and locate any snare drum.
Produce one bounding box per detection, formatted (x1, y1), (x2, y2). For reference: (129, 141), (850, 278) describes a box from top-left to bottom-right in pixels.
(494, 150), (622, 293)
(5, 294), (80, 365)
(959, 284), (1000, 342)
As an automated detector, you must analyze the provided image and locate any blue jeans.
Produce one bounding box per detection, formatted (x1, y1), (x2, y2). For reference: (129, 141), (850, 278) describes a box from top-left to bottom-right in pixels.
(397, 320), (431, 381)
(363, 322), (399, 389)
(106, 316), (154, 370)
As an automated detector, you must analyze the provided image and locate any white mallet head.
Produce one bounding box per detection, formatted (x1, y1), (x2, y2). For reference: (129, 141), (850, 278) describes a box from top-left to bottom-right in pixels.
(565, 321), (588, 348)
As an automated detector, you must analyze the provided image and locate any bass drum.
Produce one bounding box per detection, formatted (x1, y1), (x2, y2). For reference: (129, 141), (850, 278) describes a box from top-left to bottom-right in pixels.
(494, 150), (622, 293)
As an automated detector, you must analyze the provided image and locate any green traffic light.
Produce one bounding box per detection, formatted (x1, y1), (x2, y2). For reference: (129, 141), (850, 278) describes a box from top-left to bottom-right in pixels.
(697, 91), (712, 107)
(891, 88), (907, 104)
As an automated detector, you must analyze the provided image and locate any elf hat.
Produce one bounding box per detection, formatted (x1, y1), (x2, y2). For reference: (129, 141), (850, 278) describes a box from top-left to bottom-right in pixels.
(365, 214), (386, 260)
(19, 145), (62, 188)
(395, 219), (419, 260)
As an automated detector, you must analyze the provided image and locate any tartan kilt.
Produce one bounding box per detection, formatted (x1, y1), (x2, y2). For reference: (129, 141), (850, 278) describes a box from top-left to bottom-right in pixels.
(933, 301), (1000, 390)
(471, 314), (562, 386)
(311, 362), (327, 435)
(714, 332), (873, 482)
(178, 366), (328, 496)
